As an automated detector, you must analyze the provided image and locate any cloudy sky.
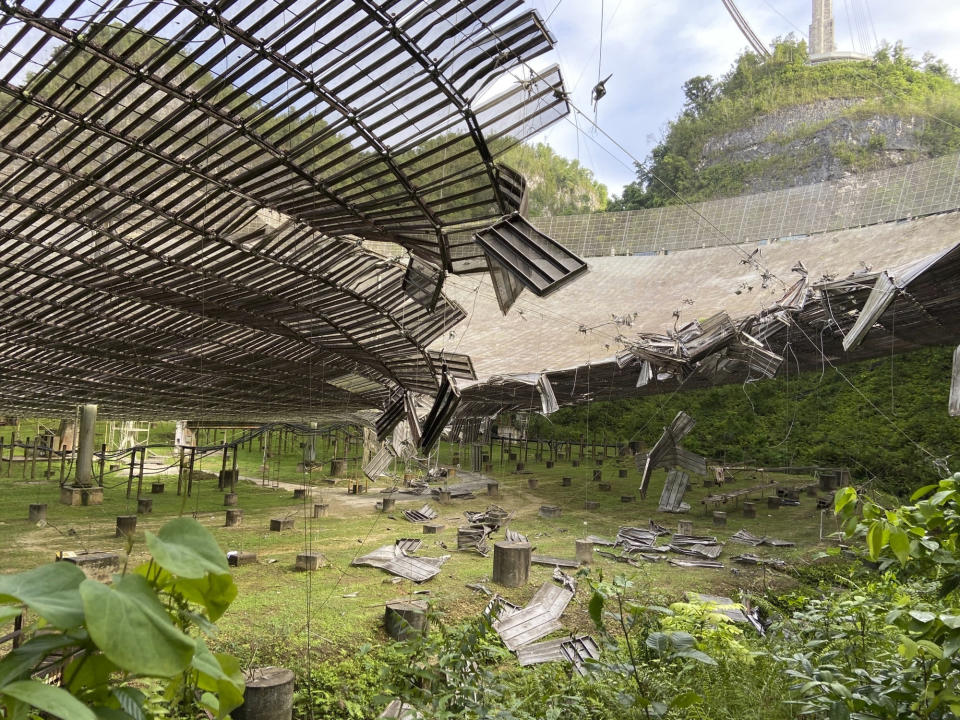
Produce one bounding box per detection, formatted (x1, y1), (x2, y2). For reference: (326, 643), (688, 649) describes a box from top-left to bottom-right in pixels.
(519, 0), (960, 198)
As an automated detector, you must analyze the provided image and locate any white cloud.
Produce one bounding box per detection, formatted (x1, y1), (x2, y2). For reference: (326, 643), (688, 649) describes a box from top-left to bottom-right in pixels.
(522, 0), (960, 196)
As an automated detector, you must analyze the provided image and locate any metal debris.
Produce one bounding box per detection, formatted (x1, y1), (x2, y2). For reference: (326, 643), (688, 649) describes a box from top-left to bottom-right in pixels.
(732, 554), (788, 570)
(418, 371), (461, 453)
(667, 559), (724, 569)
(458, 525), (493, 555)
(615, 526), (663, 550)
(402, 505), (438, 523)
(394, 539), (422, 554)
(532, 555), (580, 569)
(684, 593), (749, 624)
(516, 635), (600, 675)
(379, 699), (422, 719)
(585, 534), (616, 546)
(505, 529), (529, 543)
(638, 412), (706, 497)
(657, 469), (691, 513)
(464, 506), (511, 530)
(364, 445), (397, 483)
(484, 594), (522, 621)
(552, 567), (577, 592)
(730, 529), (796, 547)
(351, 544), (449, 583)
(951, 345), (960, 418)
(672, 535), (720, 546)
(669, 544), (723, 560)
(493, 582), (574, 651)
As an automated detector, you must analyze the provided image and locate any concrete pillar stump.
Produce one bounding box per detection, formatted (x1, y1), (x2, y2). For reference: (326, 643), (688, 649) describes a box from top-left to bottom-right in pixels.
(712, 511), (727, 526)
(598, 482), (611, 491)
(151, 483), (165, 494)
(493, 541), (531, 588)
(575, 540), (593, 564)
(225, 509), (243, 527)
(584, 500), (599, 510)
(561, 476), (571, 487)
(767, 496), (781, 510)
(618, 469), (628, 478)
(295, 553), (325, 571)
(487, 482), (499, 498)
(224, 493), (238, 506)
(742, 502), (757, 519)
(313, 503), (328, 518)
(677, 520), (694, 535)
(545, 460), (554, 469)
(620, 495), (634, 503)
(137, 498), (153, 514)
(527, 477), (538, 489)
(330, 459), (348, 478)
(437, 490), (451, 504)
(270, 517), (294, 531)
(423, 522), (444, 534)
(293, 488), (311, 501)
(28, 503), (46, 523)
(539, 505), (561, 518)
(115, 515), (137, 537)
(384, 600), (429, 641)
(381, 497), (396, 512)
(233, 666), (294, 720)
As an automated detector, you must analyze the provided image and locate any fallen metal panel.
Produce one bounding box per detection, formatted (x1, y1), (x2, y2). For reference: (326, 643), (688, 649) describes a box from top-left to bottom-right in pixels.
(486, 254), (526, 314)
(732, 554), (787, 569)
(667, 559), (724, 569)
(505, 528), (529, 543)
(531, 555), (579, 568)
(730, 529), (795, 547)
(394, 539), (423, 554)
(669, 544), (723, 559)
(457, 525), (492, 555)
(684, 593), (749, 624)
(376, 394), (406, 442)
(726, 340), (783, 379)
(363, 444), (397, 482)
(427, 351), (478, 381)
(561, 636), (601, 676)
(951, 345), (960, 417)
(616, 526), (661, 550)
(672, 535), (720, 545)
(658, 469), (690, 512)
(418, 372), (461, 453)
(516, 637), (569, 666)
(351, 544), (449, 583)
(402, 256), (445, 312)
(475, 213), (589, 299)
(401, 504), (438, 523)
(493, 583), (574, 651)
(585, 534), (616, 546)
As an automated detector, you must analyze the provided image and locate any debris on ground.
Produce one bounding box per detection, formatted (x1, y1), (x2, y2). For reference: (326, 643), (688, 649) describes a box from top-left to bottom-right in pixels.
(730, 529), (796, 547)
(402, 505), (438, 523)
(351, 544), (449, 582)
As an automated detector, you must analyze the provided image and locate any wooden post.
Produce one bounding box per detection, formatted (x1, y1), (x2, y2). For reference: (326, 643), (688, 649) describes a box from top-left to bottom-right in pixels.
(126, 448), (136, 499)
(29, 436), (37, 480)
(59, 448), (65, 486)
(7, 432), (14, 477)
(176, 450), (185, 495)
(46, 439), (52, 481)
(231, 444), (238, 490)
(22, 437), (28, 479)
(136, 447), (146, 499)
(187, 447), (196, 497)
(492, 542), (531, 588)
(98, 443), (106, 487)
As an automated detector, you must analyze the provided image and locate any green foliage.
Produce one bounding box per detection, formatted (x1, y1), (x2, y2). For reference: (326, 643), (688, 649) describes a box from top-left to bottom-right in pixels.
(611, 37), (960, 209)
(501, 142), (608, 216)
(0, 518), (243, 719)
(527, 345), (960, 496)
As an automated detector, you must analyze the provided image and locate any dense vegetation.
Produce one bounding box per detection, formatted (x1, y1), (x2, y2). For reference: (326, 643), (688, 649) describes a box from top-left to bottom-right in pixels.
(528, 344), (960, 497)
(610, 38), (960, 209)
(502, 142), (608, 216)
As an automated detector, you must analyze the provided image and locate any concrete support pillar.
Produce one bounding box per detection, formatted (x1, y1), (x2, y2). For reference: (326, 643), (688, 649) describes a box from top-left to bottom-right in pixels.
(303, 422), (317, 465)
(75, 404), (98, 486)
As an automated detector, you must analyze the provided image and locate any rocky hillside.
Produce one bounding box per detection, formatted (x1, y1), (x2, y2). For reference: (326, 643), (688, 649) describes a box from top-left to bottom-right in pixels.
(612, 39), (960, 209)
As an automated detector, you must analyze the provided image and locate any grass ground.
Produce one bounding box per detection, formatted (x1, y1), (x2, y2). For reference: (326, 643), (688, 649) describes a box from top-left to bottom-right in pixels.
(0, 435), (843, 668)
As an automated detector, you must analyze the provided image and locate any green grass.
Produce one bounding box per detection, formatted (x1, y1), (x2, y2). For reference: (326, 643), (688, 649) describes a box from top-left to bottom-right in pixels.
(0, 439), (841, 668)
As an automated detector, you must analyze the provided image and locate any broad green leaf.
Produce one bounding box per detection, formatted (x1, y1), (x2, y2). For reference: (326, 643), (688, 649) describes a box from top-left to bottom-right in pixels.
(0, 562), (86, 629)
(866, 522), (886, 561)
(0, 606), (21, 625)
(1, 679), (97, 720)
(673, 648), (717, 666)
(111, 687), (146, 720)
(191, 638), (244, 719)
(909, 610), (937, 624)
(929, 489), (955, 506)
(0, 633), (79, 688)
(173, 573), (237, 622)
(943, 629), (960, 658)
(669, 691), (701, 709)
(80, 575), (194, 677)
(888, 527), (910, 565)
(911, 484), (938, 502)
(93, 707), (133, 720)
(62, 654), (117, 700)
(834, 487), (857, 514)
(829, 700), (850, 720)
(588, 591), (604, 630)
(145, 517), (229, 579)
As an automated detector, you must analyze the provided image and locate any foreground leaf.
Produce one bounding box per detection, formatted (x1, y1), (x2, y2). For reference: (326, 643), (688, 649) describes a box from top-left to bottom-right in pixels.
(145, 518), (229, 579)
(1, 679), (97, 720)
(0, 562), (86, 629)
(80, 575), (194, 677)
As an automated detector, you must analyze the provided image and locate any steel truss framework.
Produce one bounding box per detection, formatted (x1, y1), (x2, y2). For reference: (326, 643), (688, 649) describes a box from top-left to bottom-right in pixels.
(0, 0), (570, 419)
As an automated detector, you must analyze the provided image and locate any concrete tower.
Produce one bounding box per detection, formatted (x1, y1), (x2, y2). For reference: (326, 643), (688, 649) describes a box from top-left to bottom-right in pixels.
(809, 0), (835, 56)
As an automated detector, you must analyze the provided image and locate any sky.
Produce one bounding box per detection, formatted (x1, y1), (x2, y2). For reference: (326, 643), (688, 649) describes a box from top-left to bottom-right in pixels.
(519, 0), (960, 198)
